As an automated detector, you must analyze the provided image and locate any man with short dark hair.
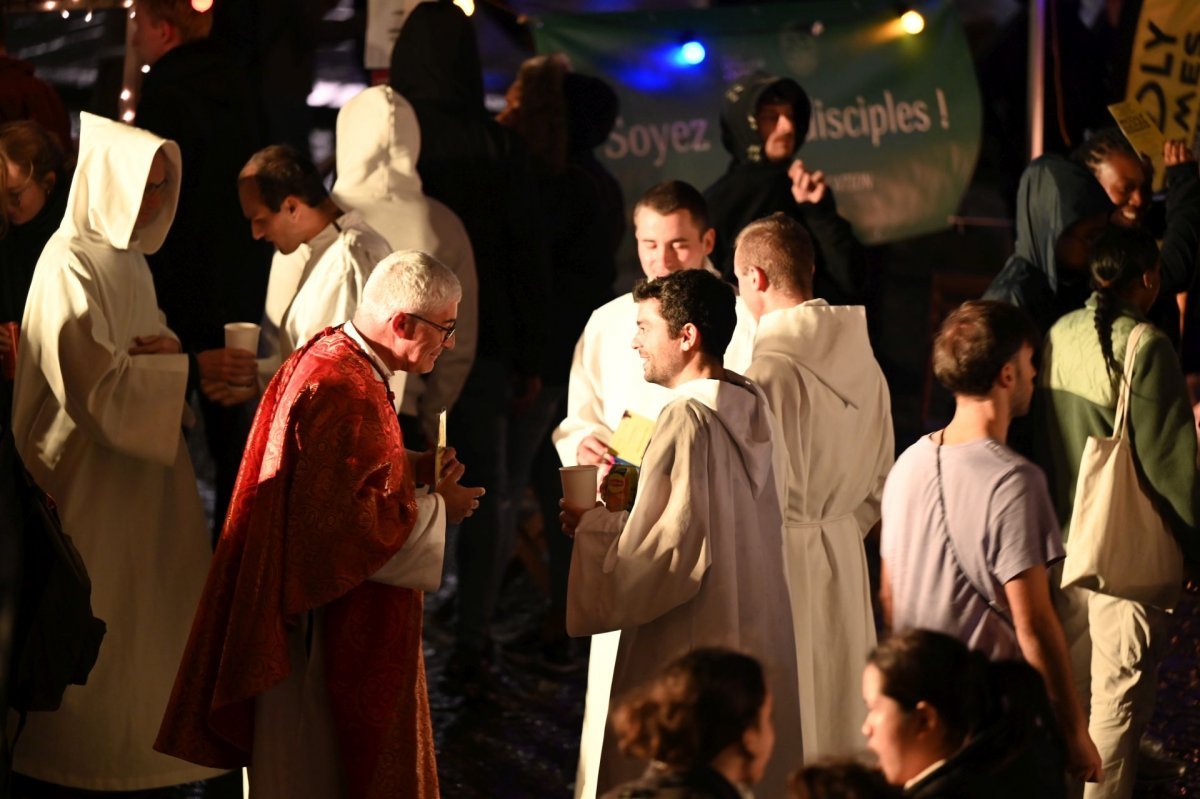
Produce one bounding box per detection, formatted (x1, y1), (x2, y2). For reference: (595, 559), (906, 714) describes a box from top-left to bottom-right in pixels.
(735, 212), (893, 761)
(132, 0), (269, 531)
(561, 269), (802, 799)
(704, 72), (865, 304)
(553, 180), (754, 469)
(880, 299), (1102, 783)
(220, 144), (392, 400)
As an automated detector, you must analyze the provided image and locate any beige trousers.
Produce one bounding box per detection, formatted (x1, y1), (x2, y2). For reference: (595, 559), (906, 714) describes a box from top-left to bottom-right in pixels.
(1053, 570), (1169, 799)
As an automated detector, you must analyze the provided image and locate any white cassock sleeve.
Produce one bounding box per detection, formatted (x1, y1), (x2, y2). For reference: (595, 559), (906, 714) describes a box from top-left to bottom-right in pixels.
(566, 402), (711, 636)
(552, 317), (610, 466)
(369, 491), (446, 592)
(31, 256), (189, 466)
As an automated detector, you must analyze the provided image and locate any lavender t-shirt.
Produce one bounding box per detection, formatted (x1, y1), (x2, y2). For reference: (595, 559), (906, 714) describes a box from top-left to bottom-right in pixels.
(881, 436), (1065, 661)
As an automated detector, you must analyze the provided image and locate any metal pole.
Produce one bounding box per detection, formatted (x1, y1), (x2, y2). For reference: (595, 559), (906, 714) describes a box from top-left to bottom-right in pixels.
(1028, 0), (1046, 159)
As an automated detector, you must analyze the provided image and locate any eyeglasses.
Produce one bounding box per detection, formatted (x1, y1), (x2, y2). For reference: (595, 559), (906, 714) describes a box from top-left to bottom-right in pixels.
(408, 312), (456, 344)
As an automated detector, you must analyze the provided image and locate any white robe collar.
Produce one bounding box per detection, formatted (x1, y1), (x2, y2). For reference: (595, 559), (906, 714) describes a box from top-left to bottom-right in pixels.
(343, 320), (394, 383)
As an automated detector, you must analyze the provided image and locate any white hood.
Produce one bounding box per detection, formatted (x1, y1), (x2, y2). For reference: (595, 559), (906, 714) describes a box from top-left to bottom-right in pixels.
(64, 113), (181, 254)
(673, 372), (776, 497)
(332, 85), (438, 254)
(753, 300), (879, 410)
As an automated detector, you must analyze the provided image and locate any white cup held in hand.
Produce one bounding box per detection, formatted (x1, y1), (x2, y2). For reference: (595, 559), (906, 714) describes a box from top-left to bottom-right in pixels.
(224, 322), (260, 354)
(223, 322), (261, 392)
(560, 465), (599, 512)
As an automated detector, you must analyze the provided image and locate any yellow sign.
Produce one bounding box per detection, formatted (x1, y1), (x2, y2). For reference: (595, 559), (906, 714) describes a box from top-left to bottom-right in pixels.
(1124, 0), (1200, 187)
(1107, 100), (1167, 191)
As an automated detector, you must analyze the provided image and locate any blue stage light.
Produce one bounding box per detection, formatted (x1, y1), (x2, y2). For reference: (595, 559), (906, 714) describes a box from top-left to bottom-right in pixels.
(679, 41), (706, 66)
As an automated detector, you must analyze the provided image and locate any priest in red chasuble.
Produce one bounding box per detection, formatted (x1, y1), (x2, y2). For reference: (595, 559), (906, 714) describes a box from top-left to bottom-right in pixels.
(155, 250), (484, 799)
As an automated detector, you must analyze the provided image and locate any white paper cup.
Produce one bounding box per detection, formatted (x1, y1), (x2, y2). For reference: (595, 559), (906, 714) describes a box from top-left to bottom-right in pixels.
(560, 465), (599, 511)
(224, 322), (261, 390)
(224, 322), (260, 354)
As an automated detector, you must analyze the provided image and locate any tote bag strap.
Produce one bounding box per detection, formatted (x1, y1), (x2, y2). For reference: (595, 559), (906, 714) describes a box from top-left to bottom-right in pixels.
(934, 433), (1015, 629)
(1112, 323), (1148, 440)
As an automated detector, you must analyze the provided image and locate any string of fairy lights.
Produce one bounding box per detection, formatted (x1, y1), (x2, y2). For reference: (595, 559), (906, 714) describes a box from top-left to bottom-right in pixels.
(10, 0), (928, 125)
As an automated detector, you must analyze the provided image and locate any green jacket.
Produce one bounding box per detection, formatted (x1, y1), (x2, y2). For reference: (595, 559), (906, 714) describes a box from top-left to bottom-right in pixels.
(1034, 293), (1199, 563)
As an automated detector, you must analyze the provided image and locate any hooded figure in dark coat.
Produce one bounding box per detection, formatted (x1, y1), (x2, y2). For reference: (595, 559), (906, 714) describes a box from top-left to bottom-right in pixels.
(704, 72), (865, 305)
(983, 155), (1112, 335)
(389, 0), (550, 688)
(389, 2), (548, 385)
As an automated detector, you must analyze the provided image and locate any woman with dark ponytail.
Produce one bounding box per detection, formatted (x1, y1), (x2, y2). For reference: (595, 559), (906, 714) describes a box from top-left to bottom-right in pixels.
(604, 648), (776, 799)
(861, 629), (1067, 798)
(1035, 223), (1199, 799)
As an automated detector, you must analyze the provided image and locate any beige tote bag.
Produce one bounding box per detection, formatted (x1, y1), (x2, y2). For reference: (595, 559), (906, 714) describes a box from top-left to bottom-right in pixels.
(1060, 323), (1183, 609)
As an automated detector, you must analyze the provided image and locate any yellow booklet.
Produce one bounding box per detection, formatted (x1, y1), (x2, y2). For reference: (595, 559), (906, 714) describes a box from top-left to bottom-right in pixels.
(1107, 99), (1167, 192)
(607, 411), (656, 467)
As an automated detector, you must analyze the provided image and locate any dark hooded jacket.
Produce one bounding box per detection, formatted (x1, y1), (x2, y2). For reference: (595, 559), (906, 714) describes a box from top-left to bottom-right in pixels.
(389, 2), (549, 378)
(1153, 161), (1200, 371)
(983, 155), (1112, 335)
(537, 72), (624, 385)
(703, 73), (866, 305)
(135, 37), (270, 353)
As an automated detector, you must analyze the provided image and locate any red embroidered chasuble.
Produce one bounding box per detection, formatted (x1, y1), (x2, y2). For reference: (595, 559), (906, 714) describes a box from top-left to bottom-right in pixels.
(155, 328), (438, 799)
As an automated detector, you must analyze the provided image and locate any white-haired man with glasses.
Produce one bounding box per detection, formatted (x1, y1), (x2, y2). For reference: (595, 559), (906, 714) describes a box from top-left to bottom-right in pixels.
(157, 249), (484, 799)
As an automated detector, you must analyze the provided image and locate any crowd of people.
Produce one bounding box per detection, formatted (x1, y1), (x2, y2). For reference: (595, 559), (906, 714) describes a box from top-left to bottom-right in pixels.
(0, 1), (1198, 799)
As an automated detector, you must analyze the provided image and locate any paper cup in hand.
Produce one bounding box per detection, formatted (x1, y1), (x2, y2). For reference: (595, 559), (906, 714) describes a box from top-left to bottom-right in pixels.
(224, 322), (260, 354)
(560, 465), (599, 511)
(224, 322), (260, 392)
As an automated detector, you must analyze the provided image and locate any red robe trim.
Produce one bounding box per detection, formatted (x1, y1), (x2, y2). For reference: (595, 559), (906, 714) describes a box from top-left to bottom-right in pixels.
(155, 328), (438, 799)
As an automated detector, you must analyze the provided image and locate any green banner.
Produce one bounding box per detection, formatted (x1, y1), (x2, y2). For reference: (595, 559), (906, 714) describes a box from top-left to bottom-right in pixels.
(535, 0), (982, 246)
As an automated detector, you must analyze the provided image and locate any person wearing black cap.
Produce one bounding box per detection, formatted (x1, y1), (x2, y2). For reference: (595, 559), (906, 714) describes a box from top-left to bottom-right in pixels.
(704, 72), (866, 305)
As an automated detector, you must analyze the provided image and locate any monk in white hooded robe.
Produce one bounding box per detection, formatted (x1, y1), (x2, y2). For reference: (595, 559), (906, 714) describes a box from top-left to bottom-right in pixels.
(564, 270), (802, 799)
(11, 113), (226, 791)
(735, 213), (893, 761)
(331, 84), (478, 443)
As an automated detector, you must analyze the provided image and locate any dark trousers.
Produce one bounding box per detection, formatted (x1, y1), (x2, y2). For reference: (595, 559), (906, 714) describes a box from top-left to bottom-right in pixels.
(450, 358), (514, 654)
(497, 384), (568, 619)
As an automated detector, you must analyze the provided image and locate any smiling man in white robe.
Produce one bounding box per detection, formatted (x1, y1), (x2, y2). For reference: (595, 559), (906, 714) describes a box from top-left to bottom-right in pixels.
(552, 182), (756, 799)
(734, 212), (894, 762)
(553, 180), (754, 471)
(561, 268), (803, 799)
